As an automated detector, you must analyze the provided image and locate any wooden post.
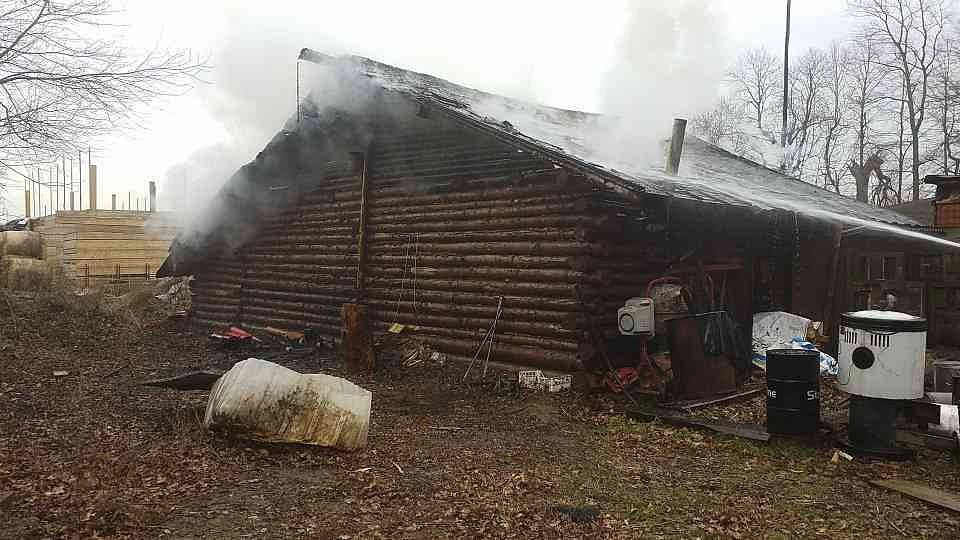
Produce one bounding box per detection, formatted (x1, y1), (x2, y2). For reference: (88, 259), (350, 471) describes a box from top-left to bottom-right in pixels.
(823, 226), (843, 348)
(355, 146), (371, 296)
(88, 164), (97, 210)
(69, 192), (75, 211)
(148, 181), (157, 212)
(111, 194), (116, 210)
(342, 303), (375, 372)
(24, 189), (30, 218)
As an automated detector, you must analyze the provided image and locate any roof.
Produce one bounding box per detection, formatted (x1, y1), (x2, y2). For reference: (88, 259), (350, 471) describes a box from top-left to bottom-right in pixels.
(888, 198), (935, 226)
(299, 50), (922, 227)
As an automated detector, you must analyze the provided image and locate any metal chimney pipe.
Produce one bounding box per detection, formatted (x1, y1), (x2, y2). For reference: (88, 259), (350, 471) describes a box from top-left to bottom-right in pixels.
(24, 189), (31, 218)
(148, 181), (157, 212)
(69, 192), (75, 211)
(89, 164), (98, 210)
(111, 193), (116, 211)
(666, 118), (687, 176)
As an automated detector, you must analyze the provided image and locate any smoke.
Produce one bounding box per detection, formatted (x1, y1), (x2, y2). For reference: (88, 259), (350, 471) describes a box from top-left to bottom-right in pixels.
(597, 0), (729, 166)
(160, 1), (737, 242)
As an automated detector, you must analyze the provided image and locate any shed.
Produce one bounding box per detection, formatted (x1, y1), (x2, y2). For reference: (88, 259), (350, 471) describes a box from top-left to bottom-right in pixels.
(159, 51), (946, 374)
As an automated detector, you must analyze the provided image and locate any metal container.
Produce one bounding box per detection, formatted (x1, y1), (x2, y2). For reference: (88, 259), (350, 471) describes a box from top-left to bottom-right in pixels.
(667, 312), (736, 400)
(766, 349), (820, 435)
(846, 395), (911, 458)
(838, 310), (927, 399)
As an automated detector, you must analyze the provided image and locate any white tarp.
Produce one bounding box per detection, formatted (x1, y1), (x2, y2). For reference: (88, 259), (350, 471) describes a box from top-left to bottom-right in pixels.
(752, 311), (838, 376)
(204, 358), (372, 450)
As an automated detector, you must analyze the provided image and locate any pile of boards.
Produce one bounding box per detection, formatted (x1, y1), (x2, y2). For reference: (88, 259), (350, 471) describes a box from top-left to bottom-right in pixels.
(30, 210), (178, 280)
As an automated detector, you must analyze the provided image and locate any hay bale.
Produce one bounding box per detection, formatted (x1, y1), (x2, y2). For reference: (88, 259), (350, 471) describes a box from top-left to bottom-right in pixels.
(0, 231), (42, 259)
(0, 255), (53, 290)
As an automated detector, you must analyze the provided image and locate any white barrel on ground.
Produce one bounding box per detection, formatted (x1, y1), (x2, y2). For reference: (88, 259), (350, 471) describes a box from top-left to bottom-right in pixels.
(204, 358), (372, 450)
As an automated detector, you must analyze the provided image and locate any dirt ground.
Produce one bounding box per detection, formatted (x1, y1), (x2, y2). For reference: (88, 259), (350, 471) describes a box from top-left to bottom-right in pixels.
(2, 290), (960, 539)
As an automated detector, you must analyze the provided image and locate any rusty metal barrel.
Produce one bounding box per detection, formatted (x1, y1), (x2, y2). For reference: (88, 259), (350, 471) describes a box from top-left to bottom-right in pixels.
(766, 349), (820, 435)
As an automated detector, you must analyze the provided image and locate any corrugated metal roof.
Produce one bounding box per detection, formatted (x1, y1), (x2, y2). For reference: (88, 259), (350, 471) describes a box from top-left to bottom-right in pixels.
(310, 52), (921, 227)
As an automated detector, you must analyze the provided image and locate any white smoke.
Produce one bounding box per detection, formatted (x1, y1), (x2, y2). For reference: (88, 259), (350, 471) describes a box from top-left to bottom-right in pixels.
(598, 0), (730, 166)
(160, 1), (735, 238)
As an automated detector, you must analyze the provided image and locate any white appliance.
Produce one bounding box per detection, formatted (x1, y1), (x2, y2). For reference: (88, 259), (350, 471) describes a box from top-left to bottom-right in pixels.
(837, 310), (927, 400)
(618, 297), (655, 336)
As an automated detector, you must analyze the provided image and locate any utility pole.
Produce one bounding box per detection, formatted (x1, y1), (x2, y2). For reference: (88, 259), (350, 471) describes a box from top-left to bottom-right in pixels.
(781, 0), (792, 147)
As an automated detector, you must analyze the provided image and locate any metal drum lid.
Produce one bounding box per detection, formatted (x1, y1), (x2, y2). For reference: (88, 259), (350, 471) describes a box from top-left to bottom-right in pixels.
(840, 310), (927, 333)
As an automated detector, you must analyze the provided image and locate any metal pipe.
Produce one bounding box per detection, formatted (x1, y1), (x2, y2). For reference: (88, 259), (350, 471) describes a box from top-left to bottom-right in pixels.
(666, 118), (687, 176)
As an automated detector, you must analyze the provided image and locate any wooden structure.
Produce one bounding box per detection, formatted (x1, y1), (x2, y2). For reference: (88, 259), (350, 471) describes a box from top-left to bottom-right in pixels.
(32, 210), (178, 284)
(158, 52), (943, 373)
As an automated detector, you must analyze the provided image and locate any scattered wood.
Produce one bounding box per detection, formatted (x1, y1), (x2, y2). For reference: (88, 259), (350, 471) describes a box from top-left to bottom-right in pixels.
(660, 386), (764, 412)
(895, 429), (958, 452)
(142, 370), (224, 391)
(428, 426), (463, 432)
(870, 479), (960, 514)
(626, 408), (770, 442)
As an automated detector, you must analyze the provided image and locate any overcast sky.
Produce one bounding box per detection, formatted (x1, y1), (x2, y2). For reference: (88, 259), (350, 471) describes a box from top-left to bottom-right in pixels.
(6, 0), (853, 219)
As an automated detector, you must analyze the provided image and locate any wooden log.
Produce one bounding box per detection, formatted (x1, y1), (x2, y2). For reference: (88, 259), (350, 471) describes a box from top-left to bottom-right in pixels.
(370, 215), (600, 234)
(367, 265), (591, 284)
(342, 303), (375, 372)
(369, 228), (587, 244)
(365, 276), (577, 297)
(409, 334), (581, 372)
(368, 179), (584, 208)
(367, 241), (596, 257)
(242, 305), (341, 326)
(367, 201), (589, 225)
(369, 193), (587, 216)
(366, 309), (577, 339)
(367, 253), (577, 270)
(365, 287), (578, 312)
(369, 299), (575, 324)
(370, 321), (587, 354)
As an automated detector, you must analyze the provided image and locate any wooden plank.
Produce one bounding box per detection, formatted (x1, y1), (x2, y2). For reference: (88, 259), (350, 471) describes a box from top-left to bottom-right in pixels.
(870, 479), (960, 513)
(895, 429), (959, 451)
(660, 386), (764, 411)
(626, 407), (770, 441)
(73, 239), (172, 250)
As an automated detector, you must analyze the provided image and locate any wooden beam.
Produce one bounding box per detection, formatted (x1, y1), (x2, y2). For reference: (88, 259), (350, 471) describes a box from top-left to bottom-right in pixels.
(870, 479), (960, 513)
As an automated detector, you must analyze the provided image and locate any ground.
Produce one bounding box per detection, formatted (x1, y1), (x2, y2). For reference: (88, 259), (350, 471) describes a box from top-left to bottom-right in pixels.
(2, 290), (960, 539)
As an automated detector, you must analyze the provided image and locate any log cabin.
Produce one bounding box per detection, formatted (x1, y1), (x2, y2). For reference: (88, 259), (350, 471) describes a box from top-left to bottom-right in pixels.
(158, 50), (949, 376)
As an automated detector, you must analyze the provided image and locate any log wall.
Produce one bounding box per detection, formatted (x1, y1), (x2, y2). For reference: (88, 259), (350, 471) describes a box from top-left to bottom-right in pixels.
(188, 120), (795, 373)
(189, 125), (609, 371)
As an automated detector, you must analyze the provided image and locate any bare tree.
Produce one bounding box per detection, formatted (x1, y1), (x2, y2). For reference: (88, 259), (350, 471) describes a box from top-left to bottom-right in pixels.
(783, 47), (829, 178)
(822, 42), (848, 193)
(693, 97), (749, 151)
(851, 0), (948, 201)
(845, 36), (887, 202)
(729, 47), (782, 132)
(0, 0), (204, 176)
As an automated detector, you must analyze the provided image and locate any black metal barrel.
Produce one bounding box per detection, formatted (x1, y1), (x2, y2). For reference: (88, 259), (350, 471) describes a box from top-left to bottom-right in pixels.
(766, 349), (820, 435)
